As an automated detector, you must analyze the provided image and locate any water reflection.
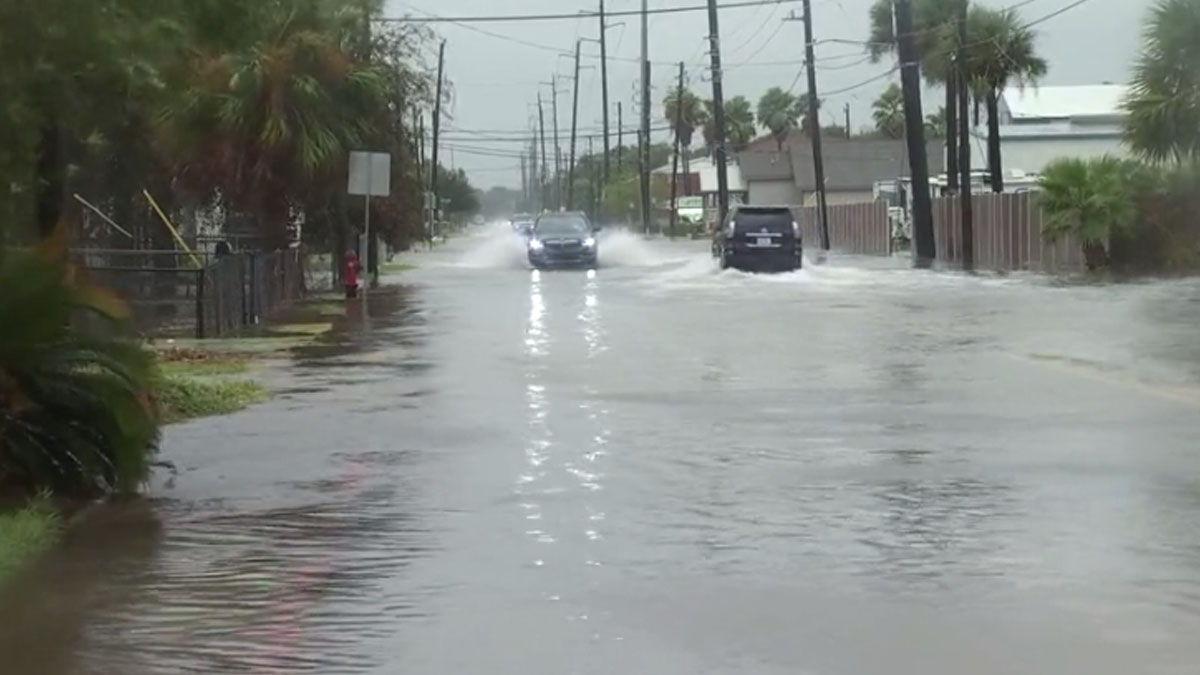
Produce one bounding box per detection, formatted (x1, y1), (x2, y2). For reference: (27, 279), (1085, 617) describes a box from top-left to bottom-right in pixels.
(520, 270), (552, 554)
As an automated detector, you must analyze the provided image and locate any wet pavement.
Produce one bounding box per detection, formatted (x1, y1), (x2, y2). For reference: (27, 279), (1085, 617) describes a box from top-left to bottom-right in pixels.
(4, 226), (1200, 674)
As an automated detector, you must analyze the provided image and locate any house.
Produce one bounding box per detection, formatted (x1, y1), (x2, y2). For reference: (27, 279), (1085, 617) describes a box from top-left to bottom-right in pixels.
(974, 84), (1129, 174)
(651, 156), (748, 205)
(738, 132), (946, 206)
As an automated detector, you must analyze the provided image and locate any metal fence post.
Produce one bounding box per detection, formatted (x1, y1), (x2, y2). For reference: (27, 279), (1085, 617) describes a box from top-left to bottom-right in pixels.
(196, 267), (206, 339)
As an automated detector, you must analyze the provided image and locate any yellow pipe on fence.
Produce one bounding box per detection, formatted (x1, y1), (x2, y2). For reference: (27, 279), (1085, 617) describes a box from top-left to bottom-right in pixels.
(142, 189), (203, 269)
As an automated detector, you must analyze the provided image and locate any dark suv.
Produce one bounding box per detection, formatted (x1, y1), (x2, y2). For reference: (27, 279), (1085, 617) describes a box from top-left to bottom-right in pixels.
(527, 212), (598, 268)
(712, 205), (802, 272)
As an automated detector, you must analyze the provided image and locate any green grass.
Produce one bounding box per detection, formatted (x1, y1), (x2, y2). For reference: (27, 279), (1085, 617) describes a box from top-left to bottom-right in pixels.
(0, 497), (61, 583)
(160, 358), (250, 377)
(156, 375), (269, 424)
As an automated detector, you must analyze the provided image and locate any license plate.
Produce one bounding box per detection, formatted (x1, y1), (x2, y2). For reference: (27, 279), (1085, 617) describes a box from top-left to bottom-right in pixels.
(756, 237), (772, 246)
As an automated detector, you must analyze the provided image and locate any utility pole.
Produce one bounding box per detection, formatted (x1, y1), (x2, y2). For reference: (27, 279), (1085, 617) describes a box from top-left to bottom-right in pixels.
(520, 152), (529, 210)
(796, 0), (830, 251)
(894, 0), (935, 265)
(538, 94), (548, 211)
(588, 136), (598, 218)
(669, 61), (685, 239)
(430, 40), (446, 247)
(639, 0), (652, 234)
(957, 0), (974, 269)
(552, 77), (562, 210)
(617, 102), (624, 172)
(599, 0), (612, 186)
(844, 103), (852, 139)
(706, 0), (731, 227)
(568, 40), (582, 211)
(530, 132), (540, 211)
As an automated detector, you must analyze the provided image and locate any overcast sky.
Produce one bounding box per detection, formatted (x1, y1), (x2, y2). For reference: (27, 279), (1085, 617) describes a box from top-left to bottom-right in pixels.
(384, 0), (1152, 189)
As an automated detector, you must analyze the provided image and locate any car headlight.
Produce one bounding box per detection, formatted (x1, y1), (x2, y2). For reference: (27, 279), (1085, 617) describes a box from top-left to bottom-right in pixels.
(528, 239), (544, 251)
(583, 237), (596, 248)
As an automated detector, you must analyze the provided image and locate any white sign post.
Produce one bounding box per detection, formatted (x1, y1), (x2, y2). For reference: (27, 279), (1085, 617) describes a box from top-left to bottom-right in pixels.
(348, 151), (391, 291)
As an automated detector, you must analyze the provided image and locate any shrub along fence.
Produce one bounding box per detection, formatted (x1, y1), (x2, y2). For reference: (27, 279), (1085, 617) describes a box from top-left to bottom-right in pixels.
(931, 192), (1084, 273)
(794, 201), (892, 256)
(76, 248), (303, 338)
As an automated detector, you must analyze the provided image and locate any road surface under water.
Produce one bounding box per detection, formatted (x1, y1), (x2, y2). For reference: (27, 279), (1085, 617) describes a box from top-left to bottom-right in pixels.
(5, 225), (1200, 674)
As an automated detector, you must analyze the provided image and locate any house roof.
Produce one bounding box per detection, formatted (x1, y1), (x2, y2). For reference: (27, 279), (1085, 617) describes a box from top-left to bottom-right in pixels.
(738, 151), (794, 181)
(788, 138), (946, 191)
(1001, 84), (1128, 121)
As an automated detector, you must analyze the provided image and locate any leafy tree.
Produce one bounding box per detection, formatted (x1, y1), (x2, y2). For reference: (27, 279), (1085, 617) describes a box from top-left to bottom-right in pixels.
(435, 166), (480, 221)
(872, 83), (906, 139)
(756, 87), (808, 150)
(925, 107), (948, 137)
(1038, 157), (1156, 270)
(1124, 0), (1200, 164)
(968, 6), (1046, 191)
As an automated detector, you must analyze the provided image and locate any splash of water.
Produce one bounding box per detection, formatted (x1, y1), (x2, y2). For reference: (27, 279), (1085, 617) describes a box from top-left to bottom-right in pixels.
(596, 229), (685, 268)
(454, 222), (529, 269)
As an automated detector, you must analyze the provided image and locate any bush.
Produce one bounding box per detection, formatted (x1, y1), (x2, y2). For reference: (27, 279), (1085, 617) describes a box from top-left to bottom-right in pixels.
(0, 249), (160, 497)
(1038, 156), (1156, 270)
(0, 495), (60, 582)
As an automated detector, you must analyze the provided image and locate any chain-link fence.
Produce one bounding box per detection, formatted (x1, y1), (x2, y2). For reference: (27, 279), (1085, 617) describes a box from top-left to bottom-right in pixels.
(74, 248), (303, 338)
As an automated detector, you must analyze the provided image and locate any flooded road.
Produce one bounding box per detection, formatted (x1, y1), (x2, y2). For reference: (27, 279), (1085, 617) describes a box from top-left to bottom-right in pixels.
(5, 226), (1200, 674)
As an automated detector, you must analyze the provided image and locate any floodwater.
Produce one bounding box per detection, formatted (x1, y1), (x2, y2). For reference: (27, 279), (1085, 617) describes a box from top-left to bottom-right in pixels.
(5, 224), (1200, 674)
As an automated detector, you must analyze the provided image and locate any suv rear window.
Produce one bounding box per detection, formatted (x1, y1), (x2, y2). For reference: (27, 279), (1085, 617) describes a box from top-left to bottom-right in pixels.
(732, 209), (794, 234)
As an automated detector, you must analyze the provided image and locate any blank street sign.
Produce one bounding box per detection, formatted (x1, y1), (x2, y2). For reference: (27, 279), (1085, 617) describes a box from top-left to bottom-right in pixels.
(348, 151), (391, 197)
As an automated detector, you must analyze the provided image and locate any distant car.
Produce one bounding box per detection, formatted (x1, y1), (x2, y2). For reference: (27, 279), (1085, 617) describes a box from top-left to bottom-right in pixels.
(511, 213), (536, 239)
(712, 205), (802, 273)
(527, 211), (598, 269)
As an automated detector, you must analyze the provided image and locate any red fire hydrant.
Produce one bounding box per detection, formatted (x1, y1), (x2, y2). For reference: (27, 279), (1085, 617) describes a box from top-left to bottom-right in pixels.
(344, 251), (363, 299)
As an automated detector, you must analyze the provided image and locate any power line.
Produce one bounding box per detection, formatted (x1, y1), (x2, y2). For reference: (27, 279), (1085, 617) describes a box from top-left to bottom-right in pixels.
(382, 0), (806, 24)
(823, 0), (1095, 50)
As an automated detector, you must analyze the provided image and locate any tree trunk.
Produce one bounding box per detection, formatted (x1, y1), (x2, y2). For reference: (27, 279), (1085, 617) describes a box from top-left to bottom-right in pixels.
(35, 119), (65, 240)
(945, 79), (959, 194)
(1083, 240), (1108, 271)
(987, 89), (1004, 193)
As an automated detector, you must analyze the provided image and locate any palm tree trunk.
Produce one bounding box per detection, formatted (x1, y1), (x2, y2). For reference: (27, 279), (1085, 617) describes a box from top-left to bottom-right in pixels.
(945, 79), (959, 194)
(987, 88), (1004, 193)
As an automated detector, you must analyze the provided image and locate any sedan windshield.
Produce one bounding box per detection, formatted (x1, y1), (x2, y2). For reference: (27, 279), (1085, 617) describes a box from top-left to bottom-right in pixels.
(535, 216), (590, 236)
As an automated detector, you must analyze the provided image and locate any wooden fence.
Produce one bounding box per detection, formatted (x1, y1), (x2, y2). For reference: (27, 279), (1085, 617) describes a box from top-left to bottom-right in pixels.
(794, 201), (891, 256)
(931, 192), (1084, 272)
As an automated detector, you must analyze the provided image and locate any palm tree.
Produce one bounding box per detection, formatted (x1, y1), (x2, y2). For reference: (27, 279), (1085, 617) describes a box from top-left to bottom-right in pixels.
(756, 87), (808, 150)
(968, 6), (1046, 192)
(1038, 157), (1152, 270)
(702, 96), (757, 155)
(662, 85), (708, 180)
(0, 248), (160, 497)
(1124, 0), (1200, 164)
(872, 83), (906, 138)
(868, 0), (962, 183)
(159, 3), (394, 248)
(725, 96), (758, 151)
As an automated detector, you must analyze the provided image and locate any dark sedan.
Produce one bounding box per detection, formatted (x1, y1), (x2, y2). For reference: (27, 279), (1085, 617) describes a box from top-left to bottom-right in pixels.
(527, 212), (598, 269)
